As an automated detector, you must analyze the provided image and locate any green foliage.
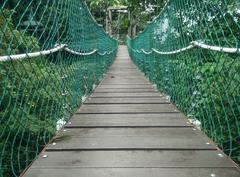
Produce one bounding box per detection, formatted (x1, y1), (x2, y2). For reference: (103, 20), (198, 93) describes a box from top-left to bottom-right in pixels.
(88, 0), (166, 38)
(0, 9), (62, 177)
(0, 9), (40, 55)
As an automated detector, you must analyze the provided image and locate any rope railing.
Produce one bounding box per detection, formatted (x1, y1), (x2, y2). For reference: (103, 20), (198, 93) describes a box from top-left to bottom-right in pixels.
(128, 0), (240, 166)
(191, 41), (240, 54)
(64, 47), (98, 56)
(0, 45), (117, 62)
(0, 1), (117, 177)
(0, 44), (66, 62)
(128, 38), (240, 55)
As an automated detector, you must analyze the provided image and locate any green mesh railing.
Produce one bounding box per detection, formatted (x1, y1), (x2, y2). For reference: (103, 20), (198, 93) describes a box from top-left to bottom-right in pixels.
(128, 0), (240, 164)
(0, 0), (117, 176)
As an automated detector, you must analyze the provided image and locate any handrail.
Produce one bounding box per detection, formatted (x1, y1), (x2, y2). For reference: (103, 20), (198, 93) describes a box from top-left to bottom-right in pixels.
(0, 44), (118, 62)
(0, 44), (67, 62)
(64, 47), (98, 56)
(192, 41), (239, 54)
(129, 41), (239, 55)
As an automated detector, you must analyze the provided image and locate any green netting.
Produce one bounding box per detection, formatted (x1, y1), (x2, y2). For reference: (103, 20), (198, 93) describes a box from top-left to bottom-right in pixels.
(0, 0), (117, 176)
(128, 0), (240, 164)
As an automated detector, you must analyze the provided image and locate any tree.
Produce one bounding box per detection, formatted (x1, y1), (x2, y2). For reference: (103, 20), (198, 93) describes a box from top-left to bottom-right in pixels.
(88, 0), (166, 38)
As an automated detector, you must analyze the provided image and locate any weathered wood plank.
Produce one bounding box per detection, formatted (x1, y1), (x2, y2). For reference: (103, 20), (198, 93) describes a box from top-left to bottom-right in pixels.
(66, 113), (191, 128)
(107, 72), (143, 75)
(109, 67), (136, 70)
(104, 76), (147, 79)
(77, 104), (178, 113)
(108, 69), (141, 73)
(47, 128), (216, 150)
(111, 64), (136, 66)
(29, 151), (234, 168)
(94, 88), (157, 93)
(24, 168), (240, 177)
(97, 84), (154, 89)
(85, 97), (168, 104)
(90, 92), (162, 98)
(101, 80), (150, 85)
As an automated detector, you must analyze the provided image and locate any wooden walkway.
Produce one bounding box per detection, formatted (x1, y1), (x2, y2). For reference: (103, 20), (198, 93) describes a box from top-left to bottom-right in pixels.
(23, 46), (240, 177)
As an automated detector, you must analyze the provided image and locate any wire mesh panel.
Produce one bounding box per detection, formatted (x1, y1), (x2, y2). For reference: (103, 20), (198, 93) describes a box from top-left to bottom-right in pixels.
(0, 0), (117, 177)
(128, 0), (240, 164)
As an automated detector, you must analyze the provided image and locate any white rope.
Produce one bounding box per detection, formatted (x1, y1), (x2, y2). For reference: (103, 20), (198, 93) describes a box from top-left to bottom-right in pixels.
(128, 45), (141, 54)
(98, 51), (107, 56)
(152, 44), (195, 55)
(0, 44), (117, 62)
(129, 41), (239, 55)
(0, 44), (66, 62)
(64, 47), (98, 56)
(141, 49), (153, 54)
(97, 48), (118, 56)
(192, 41), (239, 54)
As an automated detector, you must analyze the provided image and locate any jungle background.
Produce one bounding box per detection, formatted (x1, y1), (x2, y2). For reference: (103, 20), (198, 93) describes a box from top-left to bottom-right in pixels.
(0, 0), (239, 177)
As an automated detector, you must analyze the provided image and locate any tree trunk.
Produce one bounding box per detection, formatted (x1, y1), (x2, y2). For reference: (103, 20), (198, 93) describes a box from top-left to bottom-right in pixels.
(128, 20), (137, 38)
(128, 10), (138, 38)
(108, 9), (112, 36)
(132, 24), (137, 38)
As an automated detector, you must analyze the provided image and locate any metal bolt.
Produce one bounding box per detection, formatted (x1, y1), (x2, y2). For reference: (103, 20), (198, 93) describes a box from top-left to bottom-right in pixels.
(206, 142), (210, 145)
(52, 142), (57, 146)
(43, 155), (48, 158)
(218, 153), (224, 157)
(211, 173), (216, 177)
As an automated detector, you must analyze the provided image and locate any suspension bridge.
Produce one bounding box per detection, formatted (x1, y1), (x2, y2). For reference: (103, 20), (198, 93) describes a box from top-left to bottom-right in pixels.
(0, 0), (240, 177)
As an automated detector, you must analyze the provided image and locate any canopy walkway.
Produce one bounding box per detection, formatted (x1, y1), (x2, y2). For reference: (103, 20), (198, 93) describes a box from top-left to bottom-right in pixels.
(0, 0), (240, 177)
(22, 46), (240, 177)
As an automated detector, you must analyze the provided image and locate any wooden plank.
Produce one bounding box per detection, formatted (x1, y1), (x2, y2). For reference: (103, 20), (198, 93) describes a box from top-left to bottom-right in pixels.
(66, 113), (191, 127)
(85, 97), (168, 104)
(110, 67), (137, 69)
(24, 168), (240, 177)
(29, 151), (234, 168)
(102, 79), (149, 83)
(108, 69), (141, 72)
(101, 80), (150, 85)
(77, 104), (178, 113)
(47, 128), (216, 150)
(97, 84), (154, 89)
(90, 92), (162, 98)
(104, 76), (147, 79)
(94, 88), (157, 93)
(107, 72), (143, 75)
(109, 67), (137, 70)
(113, 61), (134, 63)
(111, 64), (136, 66)
(112, 64), (135, 67)
(106, 74), (143, 77)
